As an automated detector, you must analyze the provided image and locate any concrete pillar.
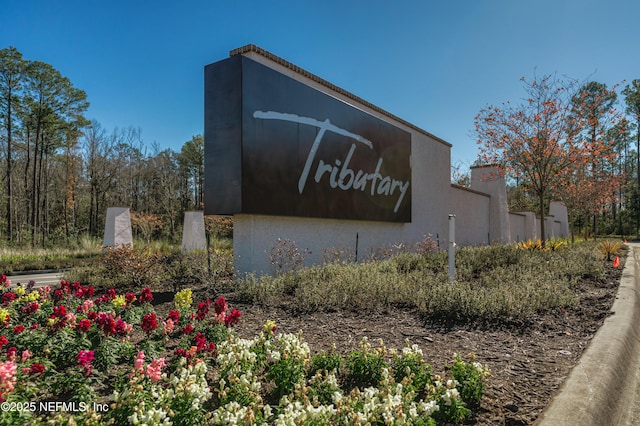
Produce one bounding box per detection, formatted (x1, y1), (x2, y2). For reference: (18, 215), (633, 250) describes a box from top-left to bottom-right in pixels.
(103, 207), (133, 248)
(470, 165), (511, 244)
(182, 211), (207, 253)
(549, 201), (569, 238)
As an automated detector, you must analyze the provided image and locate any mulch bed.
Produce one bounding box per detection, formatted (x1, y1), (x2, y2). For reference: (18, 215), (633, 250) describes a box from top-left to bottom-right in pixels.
(150, 251), (624, 425)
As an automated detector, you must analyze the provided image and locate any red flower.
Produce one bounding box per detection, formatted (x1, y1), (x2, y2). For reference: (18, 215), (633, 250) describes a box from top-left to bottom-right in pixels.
(214, 297), (227, 315)
(115, 318), (130, 335)
(2, 292), (16, 305)
(12, 326), (24, 335)
(138, 288), (153, 304)
(168, 310), (180, 322)
(194, 333), (207, 350)
(125, 292), (137, 304)
(96, 313), (117, 336)
(196, 299), (212, 320)
(52, 305), (67, 318)
(0, 335), (8, 347)
(53, 289), (65, 301)
(224, 308), (242, 327)
(6, 347), (16, 361)
(95, 288), (117, 304)
(28, 363), (45, 376)
(21, 301), (39, 314)
(141, 312), (158, 334)
(77, 319), (91, 333)
(181, 324), (195, 335)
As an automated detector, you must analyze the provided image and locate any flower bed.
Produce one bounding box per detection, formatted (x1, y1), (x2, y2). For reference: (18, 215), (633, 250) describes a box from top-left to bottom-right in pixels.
(0, 274), (489, 425)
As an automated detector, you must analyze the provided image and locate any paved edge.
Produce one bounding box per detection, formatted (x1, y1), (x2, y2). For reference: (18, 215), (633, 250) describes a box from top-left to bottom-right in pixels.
(535, 244), (640, 426)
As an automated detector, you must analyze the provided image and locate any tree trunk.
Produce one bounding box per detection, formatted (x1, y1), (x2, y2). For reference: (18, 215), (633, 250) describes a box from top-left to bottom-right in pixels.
(5, 99), (12, 241)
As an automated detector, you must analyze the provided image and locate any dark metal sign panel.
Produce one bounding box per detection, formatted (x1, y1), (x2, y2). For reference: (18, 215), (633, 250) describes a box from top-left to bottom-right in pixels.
(205, 56), (411, 222)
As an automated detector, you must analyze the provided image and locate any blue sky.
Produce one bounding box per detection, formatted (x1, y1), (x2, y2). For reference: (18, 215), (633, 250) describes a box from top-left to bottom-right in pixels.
(2, 0), (639, 168)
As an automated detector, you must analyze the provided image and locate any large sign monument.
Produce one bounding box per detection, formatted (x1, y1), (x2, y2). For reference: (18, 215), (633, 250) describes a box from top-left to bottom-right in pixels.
(205, 53), (411, 222)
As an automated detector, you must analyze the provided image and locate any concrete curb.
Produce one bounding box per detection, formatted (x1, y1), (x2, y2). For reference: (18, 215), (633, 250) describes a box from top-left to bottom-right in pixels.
(535, 244), (640, 426)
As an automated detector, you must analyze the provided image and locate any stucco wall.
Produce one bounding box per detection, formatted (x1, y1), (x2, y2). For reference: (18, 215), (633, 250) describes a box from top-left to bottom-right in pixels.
(449, 185), (490, 246)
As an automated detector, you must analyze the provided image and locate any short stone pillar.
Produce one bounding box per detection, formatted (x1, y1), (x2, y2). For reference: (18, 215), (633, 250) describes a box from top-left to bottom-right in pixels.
(103, 207), (133, 249)
(182, 211), (207, 253)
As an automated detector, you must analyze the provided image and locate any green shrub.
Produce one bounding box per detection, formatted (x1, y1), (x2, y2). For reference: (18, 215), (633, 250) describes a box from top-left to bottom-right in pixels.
(345, 338), (388, 389)
(241, 240), (609, 323)
(309, 349), (343, 376)
(447, 353), (491, 406)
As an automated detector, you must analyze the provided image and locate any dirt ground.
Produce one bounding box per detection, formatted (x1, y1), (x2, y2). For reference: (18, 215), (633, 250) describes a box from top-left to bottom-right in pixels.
(149, 251), (623, 425)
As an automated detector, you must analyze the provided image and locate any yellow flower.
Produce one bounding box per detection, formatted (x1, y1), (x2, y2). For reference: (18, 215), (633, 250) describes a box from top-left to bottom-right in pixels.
(0, 309), (9, 324)
(263, 320), (277, 336)
(174, 289), (193, 311)
(112, 295), (126, 308)
(25, 291), (39, 301)
(13, 286), (25, 297)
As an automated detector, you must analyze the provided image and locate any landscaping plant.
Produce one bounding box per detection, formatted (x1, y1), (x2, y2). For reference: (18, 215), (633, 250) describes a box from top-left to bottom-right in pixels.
(0, 273), (489, 425)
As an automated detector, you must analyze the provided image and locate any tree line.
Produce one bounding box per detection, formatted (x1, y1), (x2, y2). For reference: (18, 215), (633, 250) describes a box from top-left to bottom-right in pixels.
(0, 46), (204, 246)
(475, 74), (640, 241)
(3, 45), (640, 247)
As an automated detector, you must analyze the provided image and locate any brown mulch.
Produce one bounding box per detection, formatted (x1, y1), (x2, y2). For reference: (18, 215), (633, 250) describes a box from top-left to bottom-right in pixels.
(153, 252), (624, 425)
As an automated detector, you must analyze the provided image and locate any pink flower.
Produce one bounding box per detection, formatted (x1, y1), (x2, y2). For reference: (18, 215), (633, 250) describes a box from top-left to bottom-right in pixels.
(77, 350), (94, 367)
(76, 300), (94, 314)
(38, 285), (51, 299)
(163, 318), (175, 335)
(77, 350), (95, 376)
(146, 358), (166, 382)
(21, 350), (31, 363)
(0, 361), (17, 394)
(64, 313), (77, 328)
(134, 351), (145, 374)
